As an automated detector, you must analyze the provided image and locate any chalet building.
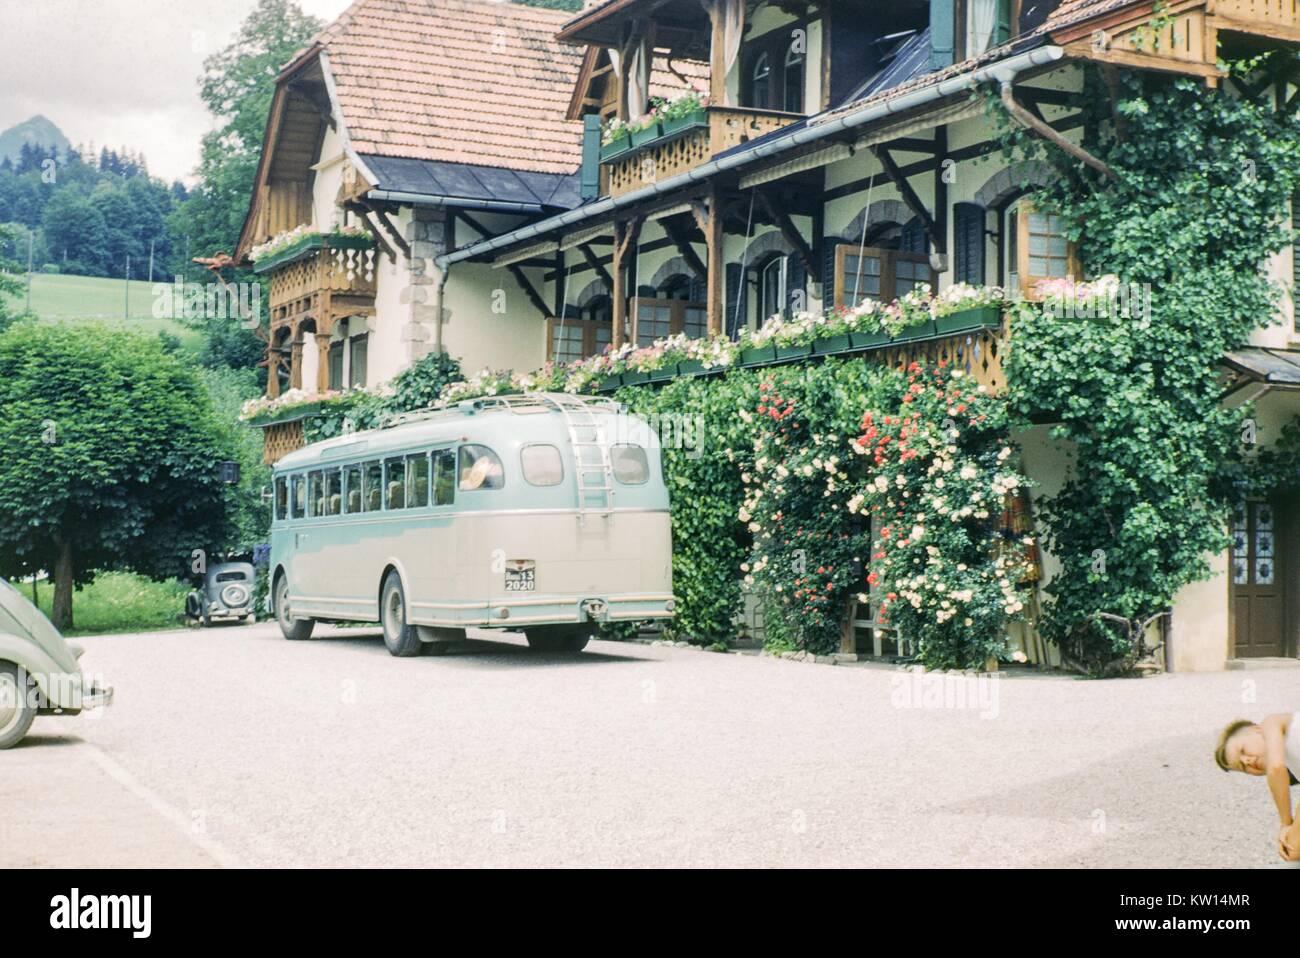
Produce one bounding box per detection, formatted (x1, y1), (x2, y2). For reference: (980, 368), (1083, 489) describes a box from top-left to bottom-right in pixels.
(240, 0), (1300, 670)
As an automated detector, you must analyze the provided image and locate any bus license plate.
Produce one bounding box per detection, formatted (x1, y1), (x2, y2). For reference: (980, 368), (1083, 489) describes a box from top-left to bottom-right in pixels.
(505, 560), (536, 592)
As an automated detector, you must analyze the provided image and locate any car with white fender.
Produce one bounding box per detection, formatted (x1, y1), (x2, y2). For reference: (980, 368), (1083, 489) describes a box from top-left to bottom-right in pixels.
(0, 576), (112, 749)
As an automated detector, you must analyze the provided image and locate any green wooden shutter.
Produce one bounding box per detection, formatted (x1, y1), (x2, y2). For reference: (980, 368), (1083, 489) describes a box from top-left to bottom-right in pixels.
(580, 114), (601, 202)
(994, 0), (1013, 44)
(953, 202), (986, 285)
(787, 256), (807, 315)
(725, 263), (746, 340)
(901, 217), (927, 254)
(822, 239), (840, 306)
(931, 0), (955, 70)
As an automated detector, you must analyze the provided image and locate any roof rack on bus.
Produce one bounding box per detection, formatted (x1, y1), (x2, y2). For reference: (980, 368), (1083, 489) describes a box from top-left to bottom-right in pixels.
(376, 392), (623, 430)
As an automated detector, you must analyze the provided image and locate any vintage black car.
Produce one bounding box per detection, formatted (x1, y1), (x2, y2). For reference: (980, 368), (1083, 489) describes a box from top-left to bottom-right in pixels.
(185, 562), (257, 627)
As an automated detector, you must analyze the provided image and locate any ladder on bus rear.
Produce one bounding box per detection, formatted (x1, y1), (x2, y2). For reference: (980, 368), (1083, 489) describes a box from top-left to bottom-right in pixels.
(539, 394), (615, 522)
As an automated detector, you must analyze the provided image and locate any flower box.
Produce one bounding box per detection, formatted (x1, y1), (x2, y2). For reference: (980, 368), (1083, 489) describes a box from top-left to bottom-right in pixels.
(244, 399), (325, 428)
(812, 334), (852, 356)
(621, 370), (650, 386)
(629, 122), (663, 148)
(893, 321), (939, 343)
(660, 109), (708, 138)
(600, 138), (630, 162)
(848, 329), (890, 349)
(775, 343), (813, 361)
(933, 305), (1003, 335)
(648, 365), (676, 383)
(740, 345), (777, 367)
(597, 375), (623, 392)
(676, 359), (705, 376)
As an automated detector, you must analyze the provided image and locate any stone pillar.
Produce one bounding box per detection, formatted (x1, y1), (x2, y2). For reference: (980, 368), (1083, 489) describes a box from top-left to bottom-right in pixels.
(404, 207), (448, 364)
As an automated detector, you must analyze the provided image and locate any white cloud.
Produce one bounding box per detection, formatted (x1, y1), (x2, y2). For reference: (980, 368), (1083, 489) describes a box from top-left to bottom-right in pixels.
(0, 0), (354, 182)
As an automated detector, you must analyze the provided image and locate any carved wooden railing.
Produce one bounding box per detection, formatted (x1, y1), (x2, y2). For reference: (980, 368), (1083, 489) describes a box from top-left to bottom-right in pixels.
(604, 106), (802, 198)
(264, 238), (378, 332)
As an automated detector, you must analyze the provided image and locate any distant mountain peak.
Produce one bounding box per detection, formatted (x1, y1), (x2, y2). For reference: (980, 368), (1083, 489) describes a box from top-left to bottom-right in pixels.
(0, 116), (71, 162)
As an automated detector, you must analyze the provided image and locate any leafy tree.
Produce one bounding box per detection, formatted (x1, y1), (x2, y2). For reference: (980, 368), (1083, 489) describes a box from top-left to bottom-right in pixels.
(0, 223), (28, 331)
(41, 190), (109, 277)
(0, 324), (236, 628)
(169, 0), (322, 369)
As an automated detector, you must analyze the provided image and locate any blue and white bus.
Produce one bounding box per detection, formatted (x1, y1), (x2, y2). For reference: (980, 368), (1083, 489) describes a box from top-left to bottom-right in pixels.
(269, 393), (674, 655)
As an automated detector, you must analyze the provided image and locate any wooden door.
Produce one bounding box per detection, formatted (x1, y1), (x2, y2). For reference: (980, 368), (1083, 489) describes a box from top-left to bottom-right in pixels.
(1232, 499), (1286, 657)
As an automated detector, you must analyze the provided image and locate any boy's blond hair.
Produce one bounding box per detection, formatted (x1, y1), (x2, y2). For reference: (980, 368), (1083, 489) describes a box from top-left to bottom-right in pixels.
(1215, 719), (1255, 772)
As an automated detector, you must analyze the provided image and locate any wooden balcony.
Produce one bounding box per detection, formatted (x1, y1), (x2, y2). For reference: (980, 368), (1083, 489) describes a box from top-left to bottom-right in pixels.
(1057, 0), (1300, 80)
(602, 106), (802, 198)
(262, 235), (378, 334)
(1211, 0), (1300, 38)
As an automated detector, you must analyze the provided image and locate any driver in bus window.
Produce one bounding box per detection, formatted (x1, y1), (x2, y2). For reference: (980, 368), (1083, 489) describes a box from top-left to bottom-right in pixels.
(460, 449), (502, 491)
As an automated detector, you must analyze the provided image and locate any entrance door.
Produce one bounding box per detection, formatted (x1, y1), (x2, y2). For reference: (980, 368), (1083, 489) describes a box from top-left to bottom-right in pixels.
(1232, 500), (1286, 657)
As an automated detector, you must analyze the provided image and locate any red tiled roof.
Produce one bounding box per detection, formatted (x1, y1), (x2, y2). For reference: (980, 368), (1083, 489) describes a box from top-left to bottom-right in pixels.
(309, 0), (585, 175)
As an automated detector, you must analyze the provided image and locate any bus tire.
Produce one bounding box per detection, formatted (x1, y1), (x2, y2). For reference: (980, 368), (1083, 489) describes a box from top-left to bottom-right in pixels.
(275, 574), (314, 642)
(525, 625), (592, 653)
(380, 573), (422, 658)
(0, 663), (36, 750)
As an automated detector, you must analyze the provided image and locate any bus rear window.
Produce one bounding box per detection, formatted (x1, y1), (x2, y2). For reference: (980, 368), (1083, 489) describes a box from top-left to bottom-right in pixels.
(274, 477), (288, 520)
(611, 444), (649, 485)
(291, 475), (306, 518)
(459, 444), (504, 491)
(521, 444), (563, 486)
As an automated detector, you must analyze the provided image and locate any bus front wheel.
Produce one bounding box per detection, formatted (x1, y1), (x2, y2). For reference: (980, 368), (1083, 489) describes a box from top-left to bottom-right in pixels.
(525, 625), (593, 653)
(275, 575), (314, 642)
(380, 573), (422, 658)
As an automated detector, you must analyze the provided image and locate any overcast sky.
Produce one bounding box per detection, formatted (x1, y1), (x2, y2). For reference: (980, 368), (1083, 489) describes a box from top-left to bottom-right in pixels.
(0, 0), (355, 183)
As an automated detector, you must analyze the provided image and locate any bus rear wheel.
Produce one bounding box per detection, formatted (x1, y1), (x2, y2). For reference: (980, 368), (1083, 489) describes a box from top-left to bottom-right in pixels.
(525, 625), (593, 653)
(275, 574), (315, 642)
(381, 573), (422, 658)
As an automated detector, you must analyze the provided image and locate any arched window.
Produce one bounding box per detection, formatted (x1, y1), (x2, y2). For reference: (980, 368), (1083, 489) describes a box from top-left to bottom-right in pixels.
(750, 53), (770, 109)
(758, 255), (788, 322)
(783, 41), (805, 114)
(657, 275), (692, 301)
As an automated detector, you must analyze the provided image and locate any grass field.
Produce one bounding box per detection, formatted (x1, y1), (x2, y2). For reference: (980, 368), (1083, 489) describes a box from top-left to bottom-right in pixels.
(28, 571), (191, 636)
(4, 272), (204, 349)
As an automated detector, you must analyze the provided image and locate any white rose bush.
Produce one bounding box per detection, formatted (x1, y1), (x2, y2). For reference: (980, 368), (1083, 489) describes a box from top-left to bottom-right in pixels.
(850, 362), (1032, 669)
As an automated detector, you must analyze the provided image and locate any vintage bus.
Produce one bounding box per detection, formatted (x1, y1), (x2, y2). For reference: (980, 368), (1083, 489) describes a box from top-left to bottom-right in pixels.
(269, 393), (674, 655)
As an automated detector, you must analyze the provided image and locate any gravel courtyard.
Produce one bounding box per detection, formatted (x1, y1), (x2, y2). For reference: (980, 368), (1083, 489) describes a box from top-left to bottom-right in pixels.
(3, 622), (1298, 868)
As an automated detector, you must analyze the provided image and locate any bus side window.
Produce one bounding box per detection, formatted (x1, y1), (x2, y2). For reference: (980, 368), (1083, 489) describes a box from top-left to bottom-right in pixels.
(459, 444), (504, 491)
(406, 453), (430, 508)
(363, 461), (383, 512)
(521, 444), (563, 486)
(274, 477), (288, 520)
(325, 468), (342, 516)
(385, 457), (406, 509)
(291, 475), (306, 518)
(344, 464), (363, 514)
(308, 471), (325, 517)
(433, 449), (456, 506)
(611, 444), (649, 485)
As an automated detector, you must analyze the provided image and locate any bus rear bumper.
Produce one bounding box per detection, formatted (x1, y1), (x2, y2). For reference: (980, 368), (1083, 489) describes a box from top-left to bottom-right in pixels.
(411, 593), (674, 628)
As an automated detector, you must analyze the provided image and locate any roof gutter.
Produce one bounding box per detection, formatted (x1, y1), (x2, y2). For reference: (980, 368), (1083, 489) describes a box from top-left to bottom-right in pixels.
(436, 44), (1065, 269)
(364, 190), (546, 215)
